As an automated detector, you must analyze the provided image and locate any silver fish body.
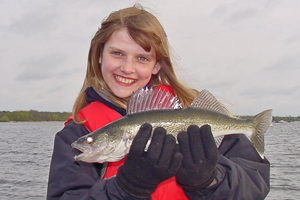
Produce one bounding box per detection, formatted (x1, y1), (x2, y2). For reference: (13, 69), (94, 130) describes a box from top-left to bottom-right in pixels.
(71, 89), (272, 163)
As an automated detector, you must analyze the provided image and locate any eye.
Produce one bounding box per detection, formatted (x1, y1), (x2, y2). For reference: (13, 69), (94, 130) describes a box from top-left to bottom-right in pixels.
(138, 56), (148, 62)
(86, 136), (94, 144)
(112, 51), (122, 56)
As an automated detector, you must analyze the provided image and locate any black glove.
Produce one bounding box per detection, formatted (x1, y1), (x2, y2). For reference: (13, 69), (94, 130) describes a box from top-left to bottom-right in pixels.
(116, 123), (183, 198)
(176, 125), (218, 192)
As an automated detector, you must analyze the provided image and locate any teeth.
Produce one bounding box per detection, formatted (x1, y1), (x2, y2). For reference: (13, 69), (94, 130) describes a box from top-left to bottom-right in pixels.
(115, 75), (135, 84)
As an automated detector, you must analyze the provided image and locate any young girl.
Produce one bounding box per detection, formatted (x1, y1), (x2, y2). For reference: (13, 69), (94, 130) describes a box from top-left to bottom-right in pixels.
(47, 4), (270, 200)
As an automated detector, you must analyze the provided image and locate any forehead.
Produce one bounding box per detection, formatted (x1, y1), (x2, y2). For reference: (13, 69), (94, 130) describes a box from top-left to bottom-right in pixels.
(105, 28), (156, 56)
(108, 28), (133, 45)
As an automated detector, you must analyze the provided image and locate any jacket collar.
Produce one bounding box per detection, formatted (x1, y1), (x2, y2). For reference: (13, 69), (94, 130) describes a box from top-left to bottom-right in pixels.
(85, 86), (126, 116)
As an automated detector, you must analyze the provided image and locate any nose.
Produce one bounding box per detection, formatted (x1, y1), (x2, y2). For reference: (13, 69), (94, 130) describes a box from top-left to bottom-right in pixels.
(120, 58), (135, 74)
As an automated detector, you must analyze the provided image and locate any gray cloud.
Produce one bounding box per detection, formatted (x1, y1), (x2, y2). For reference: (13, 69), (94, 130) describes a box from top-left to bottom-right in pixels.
(16, 53), (66, 81)
(239, 85), (300, 98)
(1, 0), (300, 116)
(211, 2), (259, 24)
(225, 8), (258, 24)
(0, 48), (8, 62)
(263, 56), (300, 72)
(9, 10), (59, 36)
(286, 33), (300, 44)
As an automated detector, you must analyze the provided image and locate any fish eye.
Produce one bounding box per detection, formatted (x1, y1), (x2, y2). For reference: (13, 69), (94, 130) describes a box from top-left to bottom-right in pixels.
(86, 136), (94, 144)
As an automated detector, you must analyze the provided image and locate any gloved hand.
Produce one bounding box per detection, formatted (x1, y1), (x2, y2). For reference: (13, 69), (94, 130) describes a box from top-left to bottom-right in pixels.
(116, 123), (183, 198)
(176, 124), (218, 192)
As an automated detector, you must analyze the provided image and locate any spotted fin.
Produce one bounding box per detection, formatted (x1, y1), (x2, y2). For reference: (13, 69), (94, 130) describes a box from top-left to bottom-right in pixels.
(126, 88), (182, 114)
(190, 89), (231, 116)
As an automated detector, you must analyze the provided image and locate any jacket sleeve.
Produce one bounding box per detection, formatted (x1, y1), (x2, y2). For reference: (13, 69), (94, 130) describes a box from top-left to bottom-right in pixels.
(46, 121), (138, 200)
(184, 134), (270, 200)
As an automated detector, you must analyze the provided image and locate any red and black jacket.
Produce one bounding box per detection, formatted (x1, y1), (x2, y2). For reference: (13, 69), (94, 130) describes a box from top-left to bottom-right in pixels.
(47, 86), (270, 200)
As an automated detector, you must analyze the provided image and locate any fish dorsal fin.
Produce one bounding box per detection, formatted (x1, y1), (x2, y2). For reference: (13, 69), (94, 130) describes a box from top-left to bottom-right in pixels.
(191, 89), (230, 116)
(126, 88), (182, 114)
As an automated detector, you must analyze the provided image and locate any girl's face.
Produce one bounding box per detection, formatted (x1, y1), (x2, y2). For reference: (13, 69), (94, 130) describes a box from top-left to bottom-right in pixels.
(100, 28), (161, 98)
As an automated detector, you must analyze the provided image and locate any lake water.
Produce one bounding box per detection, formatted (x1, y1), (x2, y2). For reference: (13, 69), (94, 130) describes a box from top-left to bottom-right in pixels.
(0, 121), (299, 199)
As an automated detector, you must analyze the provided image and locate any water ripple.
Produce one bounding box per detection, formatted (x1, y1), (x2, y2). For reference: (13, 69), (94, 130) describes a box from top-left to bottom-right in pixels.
(0, 121), (300, 199)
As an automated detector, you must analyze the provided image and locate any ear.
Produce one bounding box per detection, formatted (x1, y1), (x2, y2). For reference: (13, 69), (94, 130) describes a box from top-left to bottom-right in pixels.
(152, 62), (161, 75)
(99, 56), (102, 64)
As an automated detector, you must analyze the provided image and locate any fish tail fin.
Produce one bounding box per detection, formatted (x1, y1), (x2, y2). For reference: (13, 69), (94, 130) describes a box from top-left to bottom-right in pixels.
(251, 109), (273, 159)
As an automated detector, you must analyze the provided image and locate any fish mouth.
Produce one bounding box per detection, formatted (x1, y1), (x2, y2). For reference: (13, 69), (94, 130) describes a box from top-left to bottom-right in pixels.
(71, 142), (93, 161)
(73, 147), (109, 163)
(72, 146), (94, 162)
(71, 142), (90, 153)
(71, 141), (109, 162)
(71, 139), (127, 163)
(74, 152), (89, 161)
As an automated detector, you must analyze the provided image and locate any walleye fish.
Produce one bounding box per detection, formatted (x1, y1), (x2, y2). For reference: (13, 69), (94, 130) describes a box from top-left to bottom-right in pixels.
(71, 89), (272, 163)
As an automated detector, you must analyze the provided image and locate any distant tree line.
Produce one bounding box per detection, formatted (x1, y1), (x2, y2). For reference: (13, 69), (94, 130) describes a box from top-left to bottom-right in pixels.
(0, 110), (71, 122)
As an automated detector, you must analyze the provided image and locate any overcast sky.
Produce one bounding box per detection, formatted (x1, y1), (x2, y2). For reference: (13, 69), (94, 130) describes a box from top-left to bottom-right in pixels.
(1, 0), (299, 116)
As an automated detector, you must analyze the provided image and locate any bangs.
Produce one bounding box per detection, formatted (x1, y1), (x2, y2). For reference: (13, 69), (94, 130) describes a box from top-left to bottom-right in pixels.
(127, 28), (151, 51)
(105, 5), (166, 59)
(127, 27), (163, 60)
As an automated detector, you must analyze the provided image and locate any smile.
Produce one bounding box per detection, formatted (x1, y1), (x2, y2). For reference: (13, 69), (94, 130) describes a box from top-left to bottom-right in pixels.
(114, 75), (136, 84)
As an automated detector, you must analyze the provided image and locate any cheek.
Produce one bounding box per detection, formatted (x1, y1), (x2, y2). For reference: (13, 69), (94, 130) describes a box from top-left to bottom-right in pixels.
(101, 59), (116, 78)
(100, 65), (108, 83)
(136, 67), (155, 82)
